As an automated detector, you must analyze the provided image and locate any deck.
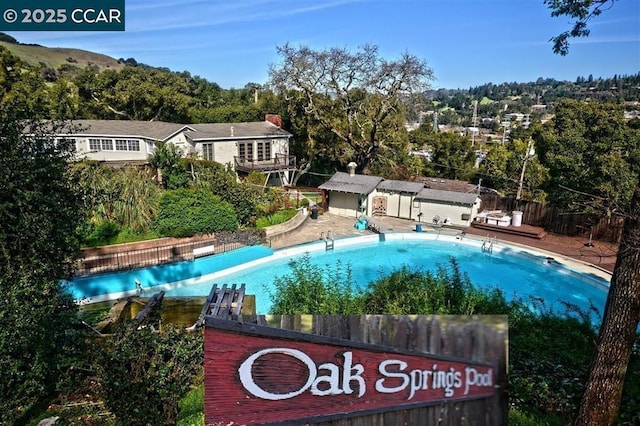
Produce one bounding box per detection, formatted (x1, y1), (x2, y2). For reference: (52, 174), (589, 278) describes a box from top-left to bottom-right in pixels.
(234, 154), (296, 173)
(470, 222), (547, 239)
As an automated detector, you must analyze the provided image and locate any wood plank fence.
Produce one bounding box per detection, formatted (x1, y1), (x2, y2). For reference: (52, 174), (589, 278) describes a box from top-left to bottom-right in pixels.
(225, 314), (508, 426)
(480, 194), (625, 243)
(76, 229), (265, 277)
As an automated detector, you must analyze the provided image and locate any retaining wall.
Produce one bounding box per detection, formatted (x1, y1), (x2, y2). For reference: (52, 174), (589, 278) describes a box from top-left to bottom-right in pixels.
(264, 208), (309, 246)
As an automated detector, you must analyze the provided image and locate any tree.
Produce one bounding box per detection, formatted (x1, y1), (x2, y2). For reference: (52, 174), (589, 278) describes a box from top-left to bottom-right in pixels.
(545, 0), (619, 55)
(533, 99), (640, 214)
(410, 129), (476, 180)
(0, 115), (86, 422)
(545, 3), (640, 423)
(75, 66), (194, 122)
(148, 140), (189, 189)
(480, 138), (548, 201)
(576, 184), (640, 425)
(269, 44), (433, 175)
(47, 77), (80, 119)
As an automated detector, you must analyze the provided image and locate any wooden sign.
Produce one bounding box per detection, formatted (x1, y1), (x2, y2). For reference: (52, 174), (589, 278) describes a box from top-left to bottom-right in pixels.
(204, 318), (496, 425)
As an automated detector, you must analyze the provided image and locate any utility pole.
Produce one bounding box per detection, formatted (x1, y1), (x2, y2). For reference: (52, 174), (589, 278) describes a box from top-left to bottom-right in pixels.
(471, 100), (478, 146)
(516, 139), (534, 200)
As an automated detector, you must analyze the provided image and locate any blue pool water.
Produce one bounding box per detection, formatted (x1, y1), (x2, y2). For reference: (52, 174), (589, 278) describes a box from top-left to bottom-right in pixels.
(68, 234), (610, 318)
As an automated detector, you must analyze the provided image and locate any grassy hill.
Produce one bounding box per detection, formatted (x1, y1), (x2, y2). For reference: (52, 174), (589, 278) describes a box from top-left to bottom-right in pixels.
(0, 40), (123, 72)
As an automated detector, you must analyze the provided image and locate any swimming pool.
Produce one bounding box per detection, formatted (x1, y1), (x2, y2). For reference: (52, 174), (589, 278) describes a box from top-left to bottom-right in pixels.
(68, 233), (610, 318)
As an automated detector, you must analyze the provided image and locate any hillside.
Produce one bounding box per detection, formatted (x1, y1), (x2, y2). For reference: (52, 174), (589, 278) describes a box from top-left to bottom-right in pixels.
(0, 40), (123, 72)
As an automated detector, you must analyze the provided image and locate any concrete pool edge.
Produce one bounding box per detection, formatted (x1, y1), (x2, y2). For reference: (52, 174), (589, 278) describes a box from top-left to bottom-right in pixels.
(74, 231), (612, 305)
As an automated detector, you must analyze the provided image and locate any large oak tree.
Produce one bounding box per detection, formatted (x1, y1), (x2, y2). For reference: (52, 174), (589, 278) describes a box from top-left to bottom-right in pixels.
(269, 44), (433, 175)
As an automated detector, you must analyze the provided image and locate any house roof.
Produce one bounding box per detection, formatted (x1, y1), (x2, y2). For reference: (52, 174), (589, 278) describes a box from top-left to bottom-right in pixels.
(377, 179), (424, 194)
(318, 172), (383, 195)
(414, 188), (479, 205)
(185, 122), (291, 141)
(59, 120), (292, 142)
(420, 177), (478, 193)
(66, 120), (193, 141)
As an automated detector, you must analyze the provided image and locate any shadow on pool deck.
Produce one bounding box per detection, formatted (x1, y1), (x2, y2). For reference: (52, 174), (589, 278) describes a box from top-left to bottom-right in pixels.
(270, 212), (618, 275)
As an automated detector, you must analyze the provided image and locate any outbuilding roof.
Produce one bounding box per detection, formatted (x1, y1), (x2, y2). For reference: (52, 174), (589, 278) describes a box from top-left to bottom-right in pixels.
(421, 177), (478, 193)
(414, 188), (479, 205)
(318, 172), (383, 195)
(376, 179), (424, 194)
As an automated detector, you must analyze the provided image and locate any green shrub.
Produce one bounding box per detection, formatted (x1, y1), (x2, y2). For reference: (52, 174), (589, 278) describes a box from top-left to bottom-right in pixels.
(112, 227), (160, 244)
(269, 253), (360, 314)
(82, 220), (121, 246)
(255, 209), (298, 228)
(92, 221), (120, 241)
(359, 258), (512, 315)
(96, 322), (203, 425)
(154, 188), (238, 237)
(508, 300), (600, 424)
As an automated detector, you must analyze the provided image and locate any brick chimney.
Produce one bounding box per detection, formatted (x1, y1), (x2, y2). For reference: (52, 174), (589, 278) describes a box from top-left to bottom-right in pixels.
(265, 114), (282, 128)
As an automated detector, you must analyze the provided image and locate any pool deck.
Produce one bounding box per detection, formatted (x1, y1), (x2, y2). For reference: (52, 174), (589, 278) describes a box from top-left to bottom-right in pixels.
(270, 212), (617, 279)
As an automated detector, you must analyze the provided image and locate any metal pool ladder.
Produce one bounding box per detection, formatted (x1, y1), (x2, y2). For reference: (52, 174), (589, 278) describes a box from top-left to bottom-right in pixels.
(321, 230), (334, 251)
(481, 234), (496, 254)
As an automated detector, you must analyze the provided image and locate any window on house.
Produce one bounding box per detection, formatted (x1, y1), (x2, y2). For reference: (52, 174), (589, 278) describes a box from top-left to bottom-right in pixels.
(257, 141), (271, 161)
(257, 142), (264, 161)
(202, 143), (214, 161)
(239, 142), (253, 160)
(115, 139), (128, 151)
(100, 139), (114, 151)
(55, 138), (76, 151)
(115, 139), (141, 151)
(89, 138), (101, 151)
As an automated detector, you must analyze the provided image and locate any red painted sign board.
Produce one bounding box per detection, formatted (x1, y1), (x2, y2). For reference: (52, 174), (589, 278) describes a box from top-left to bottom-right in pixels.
(204, 318), (496, 425)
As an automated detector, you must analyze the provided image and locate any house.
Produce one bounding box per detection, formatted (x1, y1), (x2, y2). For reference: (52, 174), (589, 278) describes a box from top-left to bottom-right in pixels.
(319, 171), (481, 227)
(55, 115), (295, 184)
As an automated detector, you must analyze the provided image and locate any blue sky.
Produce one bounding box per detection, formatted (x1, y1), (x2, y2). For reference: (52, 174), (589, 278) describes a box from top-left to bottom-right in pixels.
(7, 0), (640, 90)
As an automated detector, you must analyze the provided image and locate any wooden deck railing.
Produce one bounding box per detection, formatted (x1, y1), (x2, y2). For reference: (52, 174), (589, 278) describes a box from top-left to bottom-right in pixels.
(234, 153), (296, 172)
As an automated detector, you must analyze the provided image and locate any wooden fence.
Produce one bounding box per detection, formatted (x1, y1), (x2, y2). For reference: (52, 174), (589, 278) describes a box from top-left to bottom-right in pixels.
(480, 194), (625, 243)
(76, 229), (265, 277)
(220, 314), (508, 426)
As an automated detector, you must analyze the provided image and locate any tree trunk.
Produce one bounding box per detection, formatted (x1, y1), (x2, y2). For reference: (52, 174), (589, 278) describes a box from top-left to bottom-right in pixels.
(576, 182), (640, 425)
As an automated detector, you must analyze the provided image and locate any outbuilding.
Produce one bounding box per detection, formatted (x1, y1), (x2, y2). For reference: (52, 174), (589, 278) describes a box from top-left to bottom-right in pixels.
(412, 188), (481, 227)
(372, 180), (424, 219)
(318, 171), (383, 217)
